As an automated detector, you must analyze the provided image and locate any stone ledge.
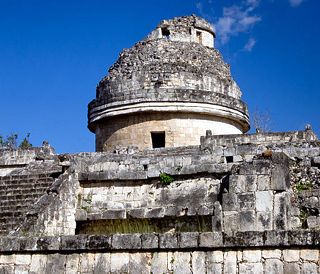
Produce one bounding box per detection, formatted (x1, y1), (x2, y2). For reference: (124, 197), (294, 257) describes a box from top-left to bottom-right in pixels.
(200, 130), (319, 149)
(0, 230), (318, 253)
(78, 163), (231, 183)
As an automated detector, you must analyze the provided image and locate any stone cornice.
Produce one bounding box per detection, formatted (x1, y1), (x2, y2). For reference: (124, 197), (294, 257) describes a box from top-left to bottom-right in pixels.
(0, 230), (318, 254)
(88, 100), (249, 132)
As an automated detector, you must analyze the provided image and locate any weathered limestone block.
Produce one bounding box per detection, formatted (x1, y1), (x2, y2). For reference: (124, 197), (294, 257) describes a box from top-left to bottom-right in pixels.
(159, 233), (178, 249)
(271, 163), (290, 191)
(141, 233), (158, 249)
(301, 262), (318, 274)
(264, 231), (289, 246)
(239, 262), (263, 274)
(257, 175), (270, 191)
(0, 265), (14, 274)
(14, 265), (29, 274)
(110, 252), (129, 273)
(262, 249), (282, 259)
(243, 250), (261, 262)
(238, 193), (255, 210)
(207, 262), (222, 274)
(239, 210), (256, 231)
(229, 175), (257, 193)
(179, 232), (198, 248)
(239, 161), (271, 175)
(300, 249), (319, 262)
(307, 216), (319, 229)
(128, 253), (151, 274)
(30, 255), (48, 274)
(199, 232), (222, 247)
(274, 192), (290, 230)
(209, 251), (224, 263)
(15, 254), (31, 265)
(222, 193), (239, 211)
(172, 252), (192, 274)
(112, 234), (141, 249)
(0, 255), (16, 264)
(45, 254), (66, 274)
(223, 251), (237, 274)
(283, 249), (300, 262)
(257, 211), (272, 230)
(284, 262), (300, 274)
(150, 253), (168, 274)
(65, 254), (80, 274)
(87, 235), (111, 250)
(145, 207), (165, 218)
(79, 253), (95, 273)
(212, 201), (222, 231)
(256, 191), (273, 212)
(191, 251), (206, 274)
(223, 211), (240, 233)
(264, 258), (284, 274)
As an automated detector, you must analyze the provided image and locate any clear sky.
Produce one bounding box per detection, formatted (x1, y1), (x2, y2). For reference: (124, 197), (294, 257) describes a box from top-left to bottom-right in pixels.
(0, 0), (319, 153)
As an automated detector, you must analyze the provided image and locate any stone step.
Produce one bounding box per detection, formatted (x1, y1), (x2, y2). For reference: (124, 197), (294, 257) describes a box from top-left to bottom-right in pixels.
(0, 192), (45, 200)
(0, 221), (24, 230)
(1, 180), (53, 187)
(0, 176), (54, 183)
(0, 187), (49, 196)
(0, 197), (41, 207)
(0, 205), (32, 212)
(0, 217), (23, 223)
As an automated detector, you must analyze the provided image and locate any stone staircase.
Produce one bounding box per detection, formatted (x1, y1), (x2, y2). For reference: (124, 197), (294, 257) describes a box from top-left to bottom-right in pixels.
(0, 174), (55, 235)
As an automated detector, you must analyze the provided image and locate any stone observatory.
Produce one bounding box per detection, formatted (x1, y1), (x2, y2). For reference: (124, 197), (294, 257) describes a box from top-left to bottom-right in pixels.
(0, 14), (319, 273)
(88, 15), (250, 151)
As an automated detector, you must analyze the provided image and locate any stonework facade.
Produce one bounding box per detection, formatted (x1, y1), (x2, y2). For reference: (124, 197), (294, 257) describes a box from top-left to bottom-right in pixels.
(0, 128), (319, 273)
(0, 15), (319, 274)
(95, 112), (242, 151)
(0, 249), (318, 274)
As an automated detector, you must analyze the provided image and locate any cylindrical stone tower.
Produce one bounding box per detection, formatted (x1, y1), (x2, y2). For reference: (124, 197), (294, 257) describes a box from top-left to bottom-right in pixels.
(88, 15), (250, 151)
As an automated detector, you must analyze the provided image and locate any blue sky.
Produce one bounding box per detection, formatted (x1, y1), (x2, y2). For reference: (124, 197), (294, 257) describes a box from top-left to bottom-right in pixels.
(0, 0), (319, 153)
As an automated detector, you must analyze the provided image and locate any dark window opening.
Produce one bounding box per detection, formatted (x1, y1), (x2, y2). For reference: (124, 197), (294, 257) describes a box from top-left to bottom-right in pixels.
(196, 31), (202, 43)
(151, 132), (165, 148)
(226, 156), (233, 163)
(161, 27), (170, 39)
(154, 80), (163, 88)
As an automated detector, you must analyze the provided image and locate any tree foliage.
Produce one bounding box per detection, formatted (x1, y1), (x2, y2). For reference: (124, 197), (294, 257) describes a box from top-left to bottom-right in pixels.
(19, 133), (33, 149)
(0, 133), (33, 150)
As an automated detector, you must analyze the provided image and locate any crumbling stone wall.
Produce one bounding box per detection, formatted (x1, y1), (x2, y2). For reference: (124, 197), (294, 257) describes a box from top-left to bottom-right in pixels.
(0, 130), (319, 273)
(5, 130), (318, 239)
(147, 15), (215, 48)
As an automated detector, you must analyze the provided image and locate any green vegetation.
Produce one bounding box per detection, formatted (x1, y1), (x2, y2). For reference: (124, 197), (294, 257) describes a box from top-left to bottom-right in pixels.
(77, 216), (212, 235)
(299, 208), (309, 229)
(0, 133), (33, 150)
(159, 172), (174, 185)
(19, 133), (32, 149)
(294, 180), (313, 192)
(81, 192), (93, 212)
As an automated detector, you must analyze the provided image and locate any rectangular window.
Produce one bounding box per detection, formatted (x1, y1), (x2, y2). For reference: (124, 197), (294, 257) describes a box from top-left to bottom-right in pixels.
(226, 156), (233, 163)
(196, 31), (202, 43)
(161, 27), (170, 39)
(151, 132), (165, 148)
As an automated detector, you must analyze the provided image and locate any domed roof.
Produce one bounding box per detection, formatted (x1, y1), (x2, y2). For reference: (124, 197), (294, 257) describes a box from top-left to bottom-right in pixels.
(88, 15), (250, 133)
